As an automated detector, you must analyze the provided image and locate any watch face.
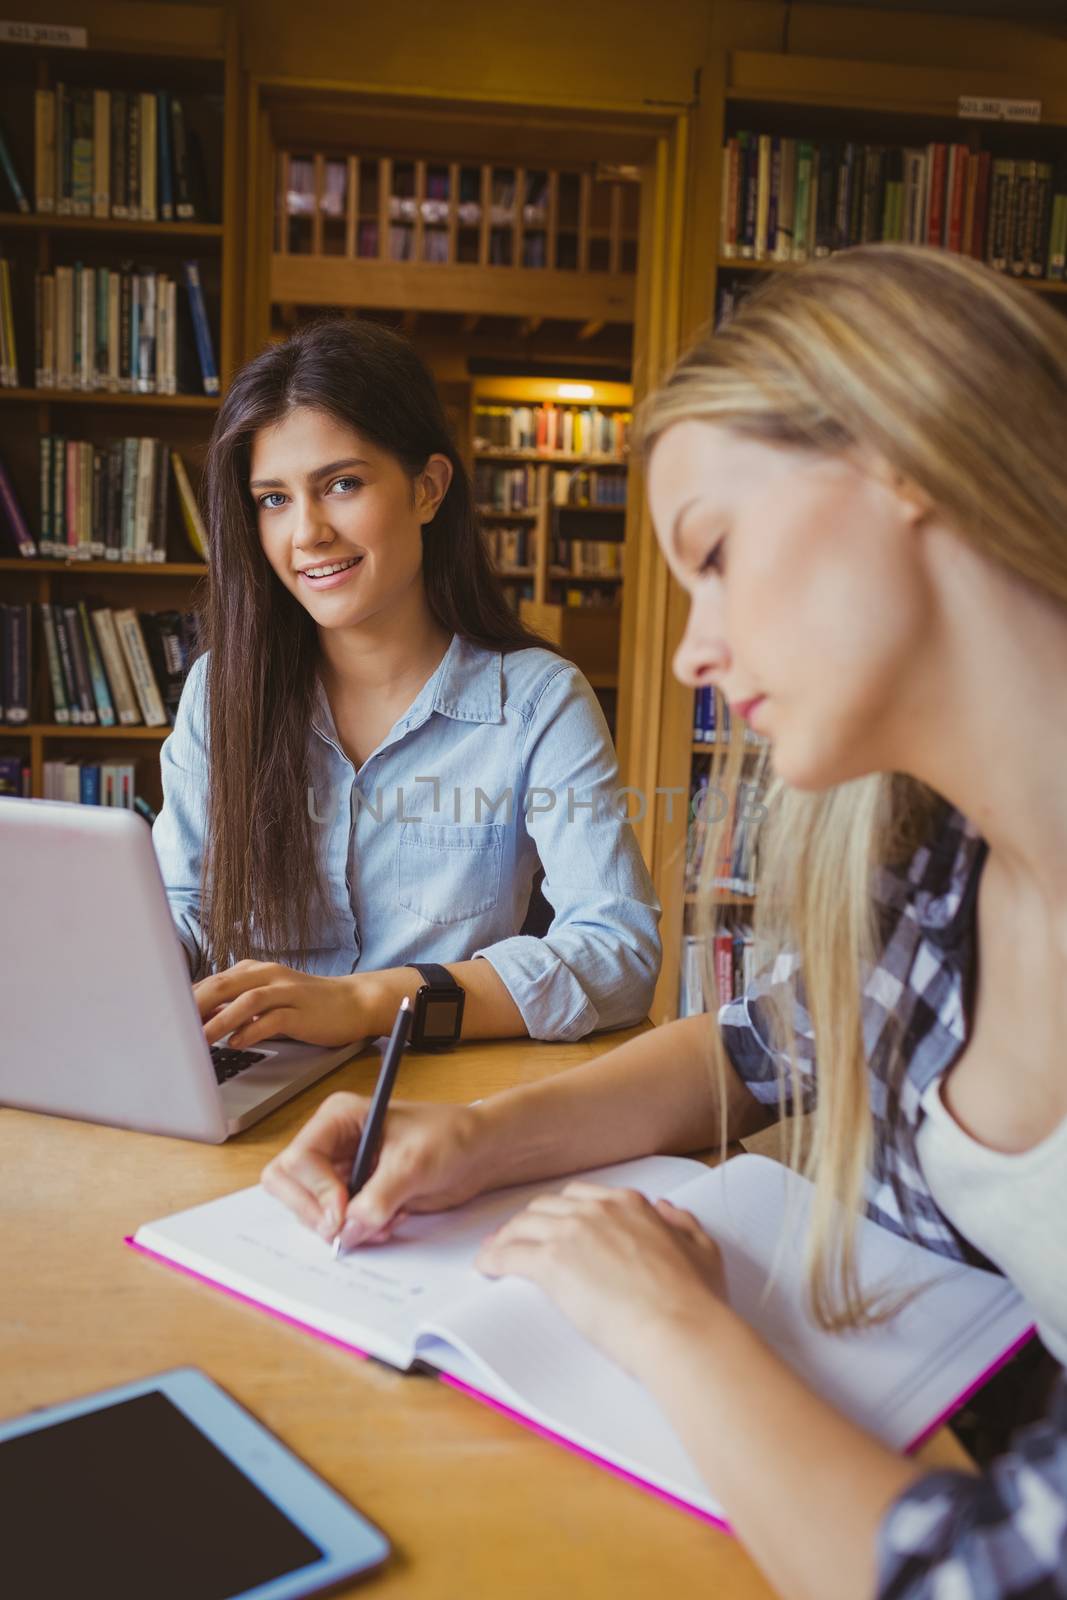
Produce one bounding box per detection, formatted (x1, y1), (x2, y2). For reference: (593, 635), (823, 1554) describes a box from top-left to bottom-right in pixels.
(421, 996), (460, 1036)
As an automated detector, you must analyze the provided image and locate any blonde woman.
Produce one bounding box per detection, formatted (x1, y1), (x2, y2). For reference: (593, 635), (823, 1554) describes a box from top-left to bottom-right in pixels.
(264, 246), (1067, 1599)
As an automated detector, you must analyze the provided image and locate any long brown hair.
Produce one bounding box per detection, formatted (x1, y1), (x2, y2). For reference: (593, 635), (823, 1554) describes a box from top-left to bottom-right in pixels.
(637, 245), (1067, 1327)
(199, 317), (547, 971)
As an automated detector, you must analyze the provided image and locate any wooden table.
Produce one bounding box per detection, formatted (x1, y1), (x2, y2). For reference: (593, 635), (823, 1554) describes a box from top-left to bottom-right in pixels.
(0, 1030), (970, 1598)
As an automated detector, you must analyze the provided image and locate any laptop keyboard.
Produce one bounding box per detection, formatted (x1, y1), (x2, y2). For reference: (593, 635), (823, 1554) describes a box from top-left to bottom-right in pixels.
(211, 1045), (268, 1084)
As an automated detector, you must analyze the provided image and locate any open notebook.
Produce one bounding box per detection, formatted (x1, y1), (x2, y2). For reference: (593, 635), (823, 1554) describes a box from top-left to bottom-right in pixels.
(129, 1153), (1034, 1528)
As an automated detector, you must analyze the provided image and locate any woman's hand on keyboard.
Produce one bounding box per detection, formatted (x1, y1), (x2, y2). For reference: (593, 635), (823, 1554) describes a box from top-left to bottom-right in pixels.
(195, 961), (372, 1049)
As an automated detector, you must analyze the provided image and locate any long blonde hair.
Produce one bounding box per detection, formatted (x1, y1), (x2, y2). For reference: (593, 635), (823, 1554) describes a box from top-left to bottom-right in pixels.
(638, 245), (1067, 1328)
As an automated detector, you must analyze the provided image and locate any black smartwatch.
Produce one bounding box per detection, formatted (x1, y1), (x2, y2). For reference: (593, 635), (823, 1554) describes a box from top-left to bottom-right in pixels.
(409, 963), (465, 1050)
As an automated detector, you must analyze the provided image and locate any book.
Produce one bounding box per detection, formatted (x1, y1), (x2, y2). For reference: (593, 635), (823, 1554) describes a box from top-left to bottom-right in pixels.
(0, 256), (18, 388)
(39, 603), (70, 723)
(113, 607), (167, 725)
(171, 450), (207, 559)
(90, 607), (142, 725)
(1, 603), (31, 722)
(34, 89), (56, 213)
(61, 605), (96, 723)
(0, 122), (30, 213)
(0, 454), (35, 557)
(181, 260), (219, 395)
(76, 600), (116, 725)
(130, 1152), (1034, 1529)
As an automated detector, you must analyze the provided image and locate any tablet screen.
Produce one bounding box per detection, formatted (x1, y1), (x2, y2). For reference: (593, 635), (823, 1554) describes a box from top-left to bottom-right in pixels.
(4, 1389), (324, 1599)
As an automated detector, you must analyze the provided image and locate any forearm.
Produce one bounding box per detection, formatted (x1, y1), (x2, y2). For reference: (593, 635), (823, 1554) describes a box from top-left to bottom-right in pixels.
(645, 1306), (923, 1600)
(473, 1013), (772, 1191)
(349, 959), (526, 1040)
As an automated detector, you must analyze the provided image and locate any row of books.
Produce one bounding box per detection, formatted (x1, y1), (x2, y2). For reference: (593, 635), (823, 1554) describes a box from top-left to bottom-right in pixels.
(555, 587), (620, 609)
(678, 927), (757, 1017)
(686, 771), (761, 898)
(41, 761), (147, 812)
(32, 260), (218, 395)
(721, 134), (1067, 279)
(482, 525), (532, 571)
(0, 445), (206, 563)
(0, 601), (195, 728)
(1, 87), (211, 222)
(550, 468), (627, 508)
(474, 464), (539, 513)
(0, 755), (29, 797)
(552, 538), (623, 576)
(498, 577), (535, 612)
(474, 404), (630, 459)
(693, 686), (765, 745)
(0, 256), (16, 386)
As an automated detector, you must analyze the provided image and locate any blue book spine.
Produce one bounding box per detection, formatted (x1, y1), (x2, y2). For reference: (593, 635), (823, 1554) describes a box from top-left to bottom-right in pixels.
(182, 260), (219, 394)
(157, 90), (174, 221)
(80, 763), (101, 805)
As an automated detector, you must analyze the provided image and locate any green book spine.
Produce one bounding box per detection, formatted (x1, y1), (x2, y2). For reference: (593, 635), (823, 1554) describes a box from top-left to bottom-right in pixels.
(793, 142), (812, 260)
(39, 435), (53, 554)
(77, 600), (116, 725)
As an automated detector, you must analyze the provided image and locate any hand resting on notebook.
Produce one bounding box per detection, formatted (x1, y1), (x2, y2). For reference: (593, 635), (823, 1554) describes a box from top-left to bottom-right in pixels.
(476, 1184), (727, 1379)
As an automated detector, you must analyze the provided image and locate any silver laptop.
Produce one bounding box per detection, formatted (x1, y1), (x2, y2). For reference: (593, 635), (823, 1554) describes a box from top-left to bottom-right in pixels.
(0, 798), (363, 1141)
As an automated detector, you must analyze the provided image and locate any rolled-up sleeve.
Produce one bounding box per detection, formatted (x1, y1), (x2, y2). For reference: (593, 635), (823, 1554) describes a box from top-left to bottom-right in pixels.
(151, 653), (209, 978)
(718, 950), (819, 1114)
(473, 664), (661, 1040)
(876, 1372), (1067, 1598)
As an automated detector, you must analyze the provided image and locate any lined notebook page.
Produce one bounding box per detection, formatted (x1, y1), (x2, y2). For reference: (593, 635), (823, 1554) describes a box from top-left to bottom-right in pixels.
(672, 1156), (1031, 1447)
(132, 1155), (703, 1371)
(408, 1156), (1030, 1514)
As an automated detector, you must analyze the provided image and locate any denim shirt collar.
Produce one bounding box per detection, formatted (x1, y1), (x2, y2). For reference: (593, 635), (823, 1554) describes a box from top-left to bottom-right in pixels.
(311, 633), (504, 755)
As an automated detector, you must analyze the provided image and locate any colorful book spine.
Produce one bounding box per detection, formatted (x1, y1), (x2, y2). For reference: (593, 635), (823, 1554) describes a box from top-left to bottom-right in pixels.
(34, 89), (56, 213)
(182, 260), (220, 395)
(77, 600), (116, 726)
(0, 124), (30, 213)
(0, 455), (35, 557)
(39, 604), (70, 724)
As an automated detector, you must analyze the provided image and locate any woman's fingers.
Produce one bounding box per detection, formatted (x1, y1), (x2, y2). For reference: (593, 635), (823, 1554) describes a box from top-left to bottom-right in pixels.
(262, 1093), (368, 1236)
(193, 961), (288, 1020)
(202, 985), (286, 1045)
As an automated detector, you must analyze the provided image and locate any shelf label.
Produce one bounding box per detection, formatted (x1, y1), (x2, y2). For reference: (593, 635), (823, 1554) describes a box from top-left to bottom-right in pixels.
(0, 19), (88, 46)
(958, 95), (1041, 123)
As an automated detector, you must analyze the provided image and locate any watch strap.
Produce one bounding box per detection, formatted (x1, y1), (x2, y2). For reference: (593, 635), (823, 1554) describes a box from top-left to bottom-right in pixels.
(411, 962), (460, 993)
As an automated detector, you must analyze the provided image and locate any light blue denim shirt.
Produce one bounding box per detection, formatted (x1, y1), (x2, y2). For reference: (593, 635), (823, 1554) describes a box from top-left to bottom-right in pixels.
(152, 634), (661, 1040)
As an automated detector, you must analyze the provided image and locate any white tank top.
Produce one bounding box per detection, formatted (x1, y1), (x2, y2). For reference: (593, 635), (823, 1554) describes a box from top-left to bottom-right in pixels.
(916, 1077), (1067, 1364)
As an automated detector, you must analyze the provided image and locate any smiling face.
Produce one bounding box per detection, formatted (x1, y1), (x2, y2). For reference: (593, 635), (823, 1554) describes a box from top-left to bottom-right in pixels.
(249, 406), (452, 634)
(647, 419), (935, 790)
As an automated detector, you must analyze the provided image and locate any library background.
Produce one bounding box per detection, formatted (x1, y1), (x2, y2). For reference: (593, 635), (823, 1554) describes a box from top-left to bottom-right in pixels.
(2, 0), (1067, 1024)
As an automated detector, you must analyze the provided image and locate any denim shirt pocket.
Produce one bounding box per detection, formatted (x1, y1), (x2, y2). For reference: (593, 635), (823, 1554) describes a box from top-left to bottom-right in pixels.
(396, 821), (505, 925)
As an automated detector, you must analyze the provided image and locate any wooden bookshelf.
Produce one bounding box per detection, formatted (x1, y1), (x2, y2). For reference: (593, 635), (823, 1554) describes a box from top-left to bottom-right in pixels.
(0, 212), (224, 239)
(0, 1), (239, 811)
(640, 30), (1067, 1023)
(270, 150), (638, 325)
(0, 389), (221, 409)
(469, 375), (631, 719)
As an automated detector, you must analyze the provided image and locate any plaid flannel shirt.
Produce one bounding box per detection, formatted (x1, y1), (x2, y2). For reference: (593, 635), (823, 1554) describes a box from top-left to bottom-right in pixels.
(718, 803), (1067, 1598)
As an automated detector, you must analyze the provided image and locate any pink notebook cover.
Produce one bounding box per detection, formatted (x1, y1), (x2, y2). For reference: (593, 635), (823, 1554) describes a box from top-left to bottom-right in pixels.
(124, 1235), (1036, 1533)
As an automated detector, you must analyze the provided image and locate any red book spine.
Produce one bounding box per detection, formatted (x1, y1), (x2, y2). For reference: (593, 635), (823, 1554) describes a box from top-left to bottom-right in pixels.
(971, 152), (992, 260)
(927, 143), (947, 247)
(946, 145), (968, 254)
(714, 930), (734, 1005)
